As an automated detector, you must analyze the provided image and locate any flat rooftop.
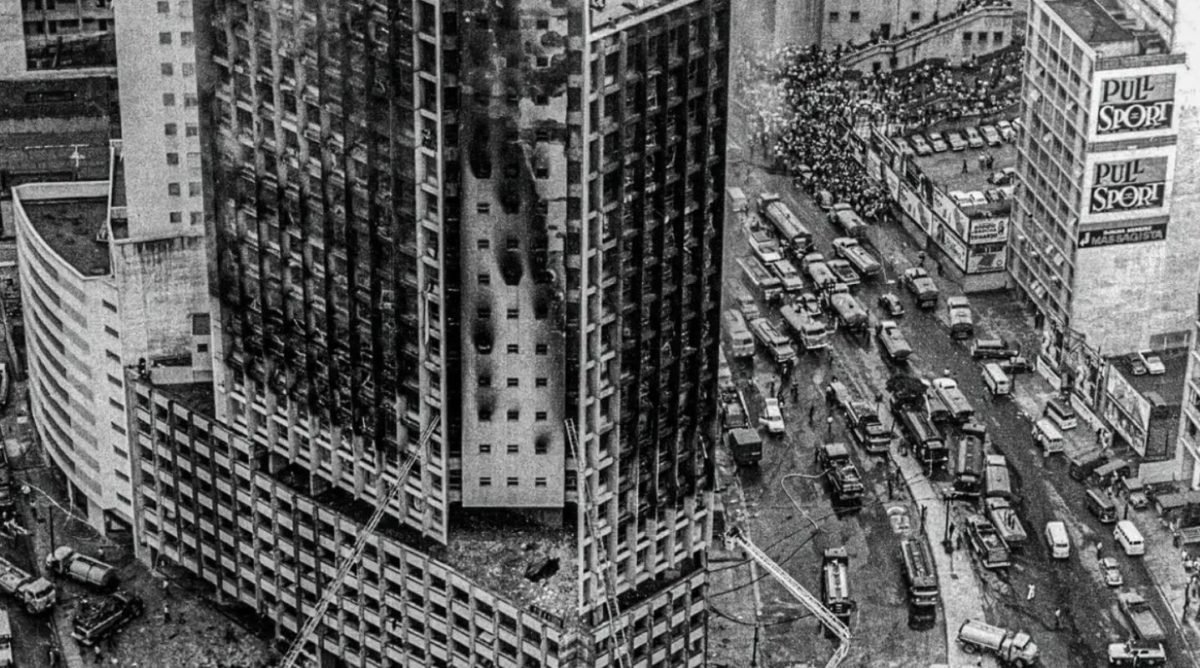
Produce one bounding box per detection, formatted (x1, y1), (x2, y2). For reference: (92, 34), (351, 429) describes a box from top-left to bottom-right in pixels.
(1106, 348), (1188, 406)
(162, 381), (216, 419)
(24, 197), (111, 276)
(912, 132), (1018, 194)
(1046, 0), (1133, 46)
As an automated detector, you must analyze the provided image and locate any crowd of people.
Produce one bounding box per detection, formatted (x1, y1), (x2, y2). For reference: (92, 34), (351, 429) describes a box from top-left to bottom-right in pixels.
(739, 38), (1024, 223)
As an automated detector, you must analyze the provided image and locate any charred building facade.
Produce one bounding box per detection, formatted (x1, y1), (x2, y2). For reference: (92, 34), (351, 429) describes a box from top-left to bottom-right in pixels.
(130, 0), (729, 665)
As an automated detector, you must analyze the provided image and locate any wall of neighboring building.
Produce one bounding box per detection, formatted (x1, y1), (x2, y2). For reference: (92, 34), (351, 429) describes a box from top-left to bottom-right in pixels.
(0, 1), (27, 79)
(113, 0), (204, 237)
(13, 182), (134, 533)
(840, 5), (1014, 73)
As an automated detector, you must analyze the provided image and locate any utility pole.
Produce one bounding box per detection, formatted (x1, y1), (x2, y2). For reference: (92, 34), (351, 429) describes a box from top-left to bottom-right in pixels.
(750, 623), (760, 668)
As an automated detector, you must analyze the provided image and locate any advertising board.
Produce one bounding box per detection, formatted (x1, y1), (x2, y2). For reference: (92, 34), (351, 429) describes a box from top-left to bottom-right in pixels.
(1090, 70), (1179, 140)
(1077, 222), (1167, 249)
(883, 165), (900, 199)
(968, 216), (1008, 243)
(938, 226), (968, 270)
(967, 241), (1007, 273)
(1088, 155), (1168, 215)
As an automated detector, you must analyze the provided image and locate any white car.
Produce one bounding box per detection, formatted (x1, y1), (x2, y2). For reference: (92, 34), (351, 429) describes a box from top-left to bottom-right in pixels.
(1099, 557), (1123, 587)
(1138, 350), (1166, 375)
(760, 398), (786, 434)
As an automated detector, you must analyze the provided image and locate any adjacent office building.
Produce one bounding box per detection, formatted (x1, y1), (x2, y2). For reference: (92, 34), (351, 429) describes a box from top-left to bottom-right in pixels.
(0, 0), (117, 74)
(1010, 0), (1199, 363)
(131, 0), (728, 665)
(17, 0), (211, 535)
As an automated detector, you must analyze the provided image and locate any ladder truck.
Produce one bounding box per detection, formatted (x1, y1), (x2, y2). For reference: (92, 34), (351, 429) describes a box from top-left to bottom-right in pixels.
(725, 527), (851, 668)
(277, 415), (440, 668)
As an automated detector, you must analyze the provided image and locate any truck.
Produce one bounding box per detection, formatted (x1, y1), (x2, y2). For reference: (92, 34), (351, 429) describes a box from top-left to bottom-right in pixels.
(845, 400), (892, 454)
(984, 454), (1014, 500)
(902, 267), (939, 309)
(770, 258), (805, 293)
(758, 192), (813, 255)
(932, 377), (974, 423)
(956, 619), (1039, 667)
(900, 537), (939, 608)
(72, 590), (144, 647)
(779, 305), (829, 351)
(821, 547), (855, 628)
(1118, 592), (1167, 643)
(947, 296), (974, 339)
(875, 320), (913, 362)
(801, 252), (837, 290)
(747, 228), (784, 265)
(964, 514), (1012, 569)
(45, 546), (119, 590)
(816, 442), (865, 505)
(828, 203), (868, 239)
(953, 422), (986, 497)
(896, 402), (949, 470)
(825, 285), (869, 334)
(738, 256), (783, 303)
(985, 497), (1028, 547)
(925, 390), (952, 423)
(796, 291), (824, 320)
(727, 428), (763, 466)
(1107, 640), (1167, 667)
(827, 258), (860, 288)
(747, 317), (797, 365)
(831, 237), (881, 277)
(720, 389), (750, 430)
(0, 555), (56, 614)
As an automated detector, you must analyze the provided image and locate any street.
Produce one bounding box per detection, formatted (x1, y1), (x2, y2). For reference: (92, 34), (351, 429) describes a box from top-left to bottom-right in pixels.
(709, 13), (1192, 665)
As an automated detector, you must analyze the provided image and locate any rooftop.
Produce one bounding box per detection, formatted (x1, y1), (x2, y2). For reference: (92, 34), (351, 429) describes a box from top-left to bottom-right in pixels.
(162, 381), (216, 419)
(1106, 347), (1188, 406)
(23, 196), (111, 276)
(1046, 0), (1133, 46)
(911, 129), (1018, 212)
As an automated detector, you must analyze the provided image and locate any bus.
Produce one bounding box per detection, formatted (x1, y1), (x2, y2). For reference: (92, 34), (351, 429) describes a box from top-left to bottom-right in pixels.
(738, 257), (783, 302)
(984, 454), (1013, 500)
(901, 538), (939, 608)
(722, 310), (755, 358)
(758, 192), (813, 254)
(821, 547), (855, 629)
(828, 204), (868, 239)
(747, 317), (797, 365)
(954, 423), (986, 497)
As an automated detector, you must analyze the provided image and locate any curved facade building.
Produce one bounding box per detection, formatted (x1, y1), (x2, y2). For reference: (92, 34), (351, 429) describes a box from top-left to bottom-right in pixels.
(14, 181), (131, 532)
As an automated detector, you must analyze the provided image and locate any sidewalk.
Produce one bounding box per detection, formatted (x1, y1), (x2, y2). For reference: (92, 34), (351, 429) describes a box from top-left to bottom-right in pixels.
(888, 438), (997, 668)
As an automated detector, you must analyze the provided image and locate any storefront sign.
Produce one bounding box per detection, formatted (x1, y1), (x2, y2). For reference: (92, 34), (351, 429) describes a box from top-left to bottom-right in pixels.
(1089, 156), (1168, 214)
(1096, 73), (1175, 135)
(968, 216), (1008, 243)
(1077, 222), (1167, 248)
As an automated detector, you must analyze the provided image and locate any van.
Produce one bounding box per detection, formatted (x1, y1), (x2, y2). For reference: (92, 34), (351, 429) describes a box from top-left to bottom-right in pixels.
(722, 310), (755, 359)
(1068, 451), (1108, 482)
(0, 610), (10, 667)
(1085, 488), (1118, 524)
(816, 189), (834, 210)
(717, 347), (733, 394)
(1031, 418), (1064, 455)
(1045, 521), (1070, 559)
(1113, 520), (1145, 556)
(727, 187), (748, 213)
(982, 363), (1011, 396)
(1044, 396), (1077, 430)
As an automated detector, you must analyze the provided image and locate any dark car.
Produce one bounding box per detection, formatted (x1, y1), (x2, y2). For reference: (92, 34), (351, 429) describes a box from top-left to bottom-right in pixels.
(877, 293), (905, 317)
(998, 355), (1033, 374)
(72, 591), (144, 646)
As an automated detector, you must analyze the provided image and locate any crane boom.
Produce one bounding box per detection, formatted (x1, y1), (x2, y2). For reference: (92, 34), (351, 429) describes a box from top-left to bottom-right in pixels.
(725, 527), (851, 668)
(278, 415), (441, 668)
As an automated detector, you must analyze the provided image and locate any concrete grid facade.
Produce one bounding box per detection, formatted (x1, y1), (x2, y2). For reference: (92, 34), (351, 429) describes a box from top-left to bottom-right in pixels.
(129, 0), (728, 665)
(1009, 0), (1200, 363)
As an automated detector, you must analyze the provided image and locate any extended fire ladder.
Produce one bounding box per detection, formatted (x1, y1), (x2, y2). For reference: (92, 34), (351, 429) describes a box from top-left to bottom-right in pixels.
(278, 415), (441, 668)
(725, 526), (851, 668)
(565, 418), (630, 668)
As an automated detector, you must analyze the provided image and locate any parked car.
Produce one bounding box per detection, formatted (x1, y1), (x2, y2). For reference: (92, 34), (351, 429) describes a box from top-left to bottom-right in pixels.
(1100, 557), (1123, 586)
(971, 338), (1020, 360)
(1129, 355), (1148, 376)
(760, 398), (785, 434)
(909, 134), (933, 155)
(945, 130), (968, 151)
(980, 124), (1002, 146)
(926, 131), (949, 152)
(878, 293), (905, 317)
(893, 136), (915, 155)
(1138, 351), (1165, 375)
(996, 120), (1015, 141)
(964, 127), (985, 149)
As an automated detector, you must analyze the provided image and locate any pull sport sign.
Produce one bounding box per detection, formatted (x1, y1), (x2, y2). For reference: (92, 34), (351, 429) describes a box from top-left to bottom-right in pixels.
(1096, 73), (1175, 135)
(1088, 156), (1168, 214)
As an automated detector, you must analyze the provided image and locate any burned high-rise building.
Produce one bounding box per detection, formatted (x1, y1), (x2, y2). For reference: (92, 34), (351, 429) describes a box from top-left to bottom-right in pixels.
(130, 0), (730, 665)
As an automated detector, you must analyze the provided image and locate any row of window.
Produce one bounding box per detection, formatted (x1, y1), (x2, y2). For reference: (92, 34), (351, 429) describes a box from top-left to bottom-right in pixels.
(478, 442), (551, 455)
(158, 30), (194, 46)
(166, 182), (202, 197)
(479, 376), (549, 388)
(478, 476), (548, 488)
(475, 304), (548, 319)
(478, 409), (548, 423)
(162, 92), (199, 108)
(161, 62), (196, 77)
(164, 122), (199, 137)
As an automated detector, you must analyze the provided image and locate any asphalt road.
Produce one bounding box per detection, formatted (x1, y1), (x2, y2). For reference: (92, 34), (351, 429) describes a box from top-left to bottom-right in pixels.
(717, 89), (1186, 666)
